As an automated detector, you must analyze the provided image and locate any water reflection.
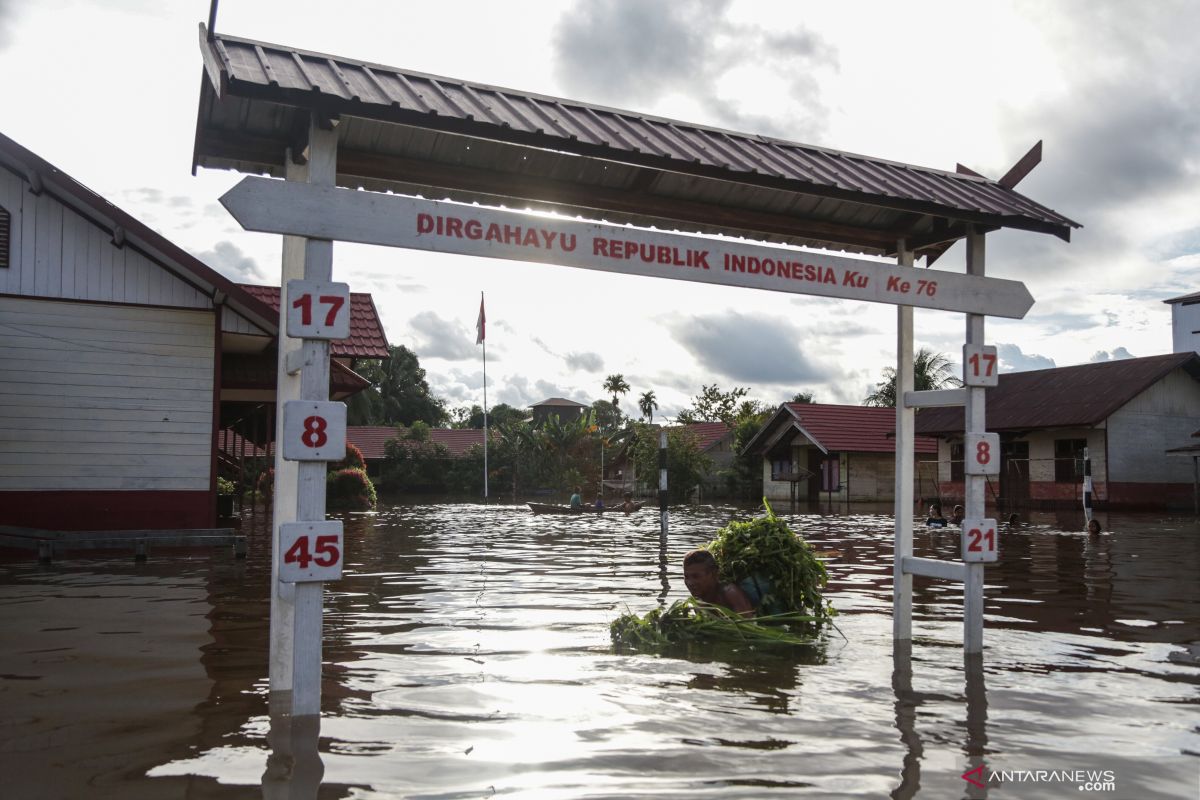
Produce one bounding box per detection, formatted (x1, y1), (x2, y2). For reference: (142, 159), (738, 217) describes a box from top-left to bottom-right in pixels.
(0, 502), (1197, 797)
(262, 694), (324, 800)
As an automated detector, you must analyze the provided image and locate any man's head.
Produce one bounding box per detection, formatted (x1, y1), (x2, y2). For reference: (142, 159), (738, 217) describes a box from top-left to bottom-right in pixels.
(683, 549), (720, 599)
(951, 505), (965, 523)
(1087, 518), (1102, 535)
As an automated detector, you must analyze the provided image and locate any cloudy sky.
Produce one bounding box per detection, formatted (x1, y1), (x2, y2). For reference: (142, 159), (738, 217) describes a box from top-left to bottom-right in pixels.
(2, 0), (1197, 418)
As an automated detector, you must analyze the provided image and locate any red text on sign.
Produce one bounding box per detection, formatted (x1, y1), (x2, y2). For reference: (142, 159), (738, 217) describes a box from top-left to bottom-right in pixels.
(283, 534), (341, 569)
(966, 527), (995, 552)
(292, 294), (346, 326)
(968, 351), (997, 377)
(301, 416), (328, 448)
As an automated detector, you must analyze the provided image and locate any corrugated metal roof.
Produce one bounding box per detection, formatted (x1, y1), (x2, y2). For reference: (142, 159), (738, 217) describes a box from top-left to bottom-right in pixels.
(532, 397), (589, 408)
(743, 403), (937, 455)
(239, 283), (389, 358)
(1164, 291), (1200, 305)
(914, 353), (1200, 435)
(195, 26), (1080, 259)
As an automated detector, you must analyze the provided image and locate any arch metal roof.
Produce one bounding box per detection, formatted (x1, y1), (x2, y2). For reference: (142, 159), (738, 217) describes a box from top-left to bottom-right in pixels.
(194, 25), (1079, 262)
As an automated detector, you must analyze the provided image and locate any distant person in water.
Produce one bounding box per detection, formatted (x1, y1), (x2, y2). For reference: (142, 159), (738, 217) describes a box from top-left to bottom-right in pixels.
(950, 505), (965, 525)
(569, 486), (583, 510)
(621, 492), (637, 514)
(594, 493), (604, 510)
(1087, 518), (1102, 535)
(683, 550), (754, 617)
(1008, 513), (1020, 526)
(926, 503), (948, 528)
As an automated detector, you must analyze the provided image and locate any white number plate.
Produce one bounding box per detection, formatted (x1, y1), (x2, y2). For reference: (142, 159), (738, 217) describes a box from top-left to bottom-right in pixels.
(279, 521), (344, 582)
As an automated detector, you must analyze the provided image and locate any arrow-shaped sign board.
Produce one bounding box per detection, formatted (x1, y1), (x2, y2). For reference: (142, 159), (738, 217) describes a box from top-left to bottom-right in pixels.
(221, 177), (1034, 318)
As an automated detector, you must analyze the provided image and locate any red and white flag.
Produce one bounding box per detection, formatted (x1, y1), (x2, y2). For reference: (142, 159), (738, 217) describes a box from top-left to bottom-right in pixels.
(476, 293), (486, 345)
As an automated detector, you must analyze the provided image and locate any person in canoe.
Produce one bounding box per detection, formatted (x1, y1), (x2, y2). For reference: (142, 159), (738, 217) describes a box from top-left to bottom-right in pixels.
(569, 485), (583, 510)
(682, 550), (754, 617)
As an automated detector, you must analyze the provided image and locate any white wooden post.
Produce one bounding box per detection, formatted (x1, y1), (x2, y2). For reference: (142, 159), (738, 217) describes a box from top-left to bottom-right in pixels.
(893, 241), (915, 642)
(269, 156), (306, 696)
(269, 114), (340, 717)
(963, 228), (986, 653)
(659, 429), (668, 539)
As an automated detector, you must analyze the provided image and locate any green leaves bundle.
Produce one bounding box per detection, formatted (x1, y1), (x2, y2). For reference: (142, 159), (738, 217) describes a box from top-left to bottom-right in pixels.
(610, 598), (819, 651)
(705, 500), (835, 622)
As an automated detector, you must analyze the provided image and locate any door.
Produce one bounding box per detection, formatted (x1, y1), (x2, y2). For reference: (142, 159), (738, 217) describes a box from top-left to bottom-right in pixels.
(1000, 440), (1030, 505)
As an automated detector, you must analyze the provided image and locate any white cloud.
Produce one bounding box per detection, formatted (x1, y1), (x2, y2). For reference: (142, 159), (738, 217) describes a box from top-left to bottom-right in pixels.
(996, 343), (1057, 372)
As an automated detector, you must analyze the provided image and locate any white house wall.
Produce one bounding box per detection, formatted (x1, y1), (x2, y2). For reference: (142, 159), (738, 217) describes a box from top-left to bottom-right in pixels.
(0, 296), (214, 490)
(0, 167), (210, 308)
(1107, 367), (1200, 483)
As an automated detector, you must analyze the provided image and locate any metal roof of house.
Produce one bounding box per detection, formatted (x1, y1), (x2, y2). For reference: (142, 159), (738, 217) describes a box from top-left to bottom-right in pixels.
(194, 26), (1079, 261)
(914, 353), (1200, 435)
(348, 426), (486, 460)
(532, 397), (589, 408)
(743, 403), (938, 456)
(0, 131), (278, 334)
(239, 283), (389, 358)
(1164, 291), (1200, 305)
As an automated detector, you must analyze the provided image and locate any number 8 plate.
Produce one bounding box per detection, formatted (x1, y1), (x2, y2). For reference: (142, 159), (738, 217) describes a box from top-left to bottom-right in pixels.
(279, 521), (344, 582)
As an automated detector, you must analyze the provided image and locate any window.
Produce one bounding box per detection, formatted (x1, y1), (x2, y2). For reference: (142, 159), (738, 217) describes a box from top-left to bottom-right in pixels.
(0, 205), (10, 268)
(950, 442), (964, 482)
(1054, 438), (1088, 483)
(771, 457), (792, 480)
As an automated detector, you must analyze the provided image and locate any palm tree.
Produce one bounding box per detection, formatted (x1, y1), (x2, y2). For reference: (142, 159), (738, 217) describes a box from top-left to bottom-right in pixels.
(638, 390), (658, 422)
(603, 374), (631, 410)
(864, 348), (962, 407)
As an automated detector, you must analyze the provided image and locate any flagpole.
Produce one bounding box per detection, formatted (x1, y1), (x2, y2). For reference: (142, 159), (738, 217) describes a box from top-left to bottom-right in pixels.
(480, 292), (488, 502)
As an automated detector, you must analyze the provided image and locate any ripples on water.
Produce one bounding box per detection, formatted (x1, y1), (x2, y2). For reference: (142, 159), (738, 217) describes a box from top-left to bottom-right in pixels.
(1, 503), (1197, 798)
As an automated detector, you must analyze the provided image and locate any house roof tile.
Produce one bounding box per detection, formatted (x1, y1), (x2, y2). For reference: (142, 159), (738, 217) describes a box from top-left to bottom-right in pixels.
(238, 284), (389, 358)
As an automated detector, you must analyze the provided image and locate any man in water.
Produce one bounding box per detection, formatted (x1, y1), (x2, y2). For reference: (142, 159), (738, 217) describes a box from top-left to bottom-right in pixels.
(621, 492), (637, 514)
(569, 485), (583, 510)
(950, 505), (965, 526)
(926, 503), (948, 528)
(682, 550), (754, 616)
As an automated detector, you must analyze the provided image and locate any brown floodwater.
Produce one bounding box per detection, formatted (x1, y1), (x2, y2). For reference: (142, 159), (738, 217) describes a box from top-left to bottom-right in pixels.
(1, 502), (1197, 799)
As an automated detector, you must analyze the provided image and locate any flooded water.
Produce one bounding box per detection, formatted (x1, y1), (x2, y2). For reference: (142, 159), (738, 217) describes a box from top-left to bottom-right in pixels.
(1, 503), (1198, 799)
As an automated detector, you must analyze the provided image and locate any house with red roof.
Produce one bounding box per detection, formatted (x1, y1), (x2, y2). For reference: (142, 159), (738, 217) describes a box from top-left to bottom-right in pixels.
(344, 426), (487, 477)
(915, 353), (1200, 509)
(742, 404), (939, 503)
(0, 132), (382, 531)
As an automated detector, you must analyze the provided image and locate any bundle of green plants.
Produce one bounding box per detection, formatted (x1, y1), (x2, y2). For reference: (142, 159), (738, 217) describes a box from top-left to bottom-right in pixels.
(705, 500), (835, 622)
(610, 597), (820, 652)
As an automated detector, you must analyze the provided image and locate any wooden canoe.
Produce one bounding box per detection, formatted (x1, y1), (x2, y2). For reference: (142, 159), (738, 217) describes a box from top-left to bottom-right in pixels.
(527, 501), (644, 515)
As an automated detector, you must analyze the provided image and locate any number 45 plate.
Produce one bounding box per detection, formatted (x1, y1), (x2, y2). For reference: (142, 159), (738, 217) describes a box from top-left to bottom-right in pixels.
(279, 521), (344, 582)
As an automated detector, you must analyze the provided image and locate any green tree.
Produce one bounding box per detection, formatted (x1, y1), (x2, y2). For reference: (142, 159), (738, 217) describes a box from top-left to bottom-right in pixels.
(448, 402), (525, 429)
(603, 374), (630, 411)
(346, 359), (385, 425)
(378, 345), (449, 426)
(589, 399), (624, 434)
(726, 405), (774, 500)
(630, 423), (713, 502)
(676, 384), (750, 426)
(790, 390), (815, 404)
(638, 390), (658, 423)
(864, 348), (962, 407)
(493, 417), (550, 500)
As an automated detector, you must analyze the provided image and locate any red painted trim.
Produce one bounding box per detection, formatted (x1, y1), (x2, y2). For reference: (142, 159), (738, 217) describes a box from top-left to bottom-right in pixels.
(935, 479), (1193, 510)
(0, 491), (212, 531)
